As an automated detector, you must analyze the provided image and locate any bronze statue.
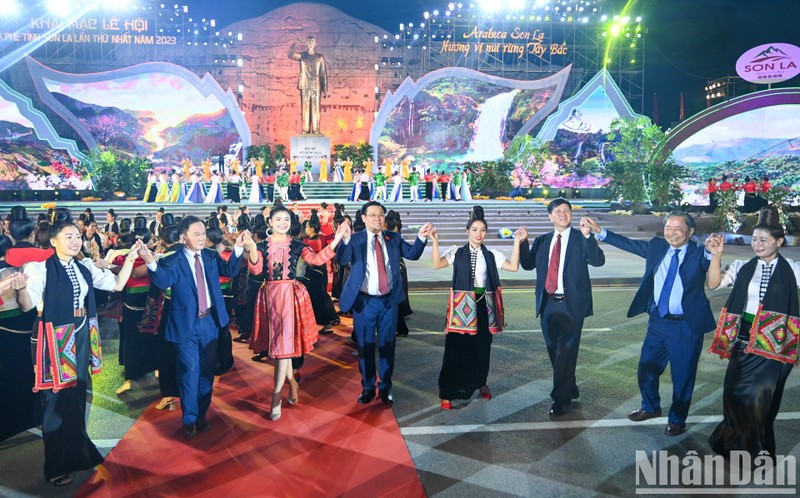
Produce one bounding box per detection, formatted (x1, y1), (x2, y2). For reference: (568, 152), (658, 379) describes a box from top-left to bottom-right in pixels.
(288, 36), (328, 134)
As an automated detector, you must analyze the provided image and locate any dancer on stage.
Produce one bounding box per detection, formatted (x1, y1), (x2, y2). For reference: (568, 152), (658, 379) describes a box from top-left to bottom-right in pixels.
(438, 171), (450, 202)
(343, 157), (353, 183)
(276, 169), (290, 201)
(318, 155), (329, 182)
(706, 206), (798, 458)
(184, 171), (207, 204)
(390, 171), (404, 202)
(204, 171), (223, 204)
(584, 212), (714, 435)
(431, 206), (522, 409)
(264, 170), (276, 202)
(248, 171), (263, 204)
(519, 199), (605, 417)
(143, 171), (157, 202)
(373, 167), (387, 201)
(424, 170), (436, 202)
(461, 168), (473, 202)
(333, 157), (344, 182)
(168, 170), (186, 204)
(451, 167), (463, 201)
(245, 206), (350, 420)
(14, 211), (142, 486)
(348, 169), (362, 201)
(140, 217), (247, 439)
(154, 172), (170, 203)
(408, 167), (420, 202)
(337, 201), (431, 405)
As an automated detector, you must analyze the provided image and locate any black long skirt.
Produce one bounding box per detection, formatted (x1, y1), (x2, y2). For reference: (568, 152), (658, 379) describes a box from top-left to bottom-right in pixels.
(156, 297), (179, 398)
(120, 292), (158, 380)
(709, 321), (794, 458)
(438, 296), (493, 400)
(40, 317), (104, 480)
(0, 311), (41, 442)
(299, 266), (337, 326)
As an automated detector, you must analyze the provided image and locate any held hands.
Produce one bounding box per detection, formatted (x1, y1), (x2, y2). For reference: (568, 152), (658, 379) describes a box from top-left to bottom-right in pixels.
(582, 217), (602, 235)
(2, 272), (28, 292)
(514, 226), (528, 242)
(334, 220), (351, 242)
(235, 229), (253, 249)
(138, 240), (156, 265)
(705, 234), (724, 256)
(429, 227), (439, 243)
(418, 222), (434, 239)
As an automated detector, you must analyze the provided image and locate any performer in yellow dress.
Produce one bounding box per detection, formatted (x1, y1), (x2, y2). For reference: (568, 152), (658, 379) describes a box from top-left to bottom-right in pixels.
(255, 158), (264, 178)
(401, 156), (411, 179)
(154, 172), (170, 203)
(343, 157), (353, 183)
(202, 158), (212, 181)
(318, 155), (329, 182)
(181, 158), (192, 179)
(364, 157), (374, 175)
(289, 156), (299, 174)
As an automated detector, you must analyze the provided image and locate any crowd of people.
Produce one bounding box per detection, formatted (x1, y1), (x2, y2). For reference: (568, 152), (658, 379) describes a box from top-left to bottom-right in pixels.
(0, 199), (796, 488)
(141, 156), (475, 204)
(706, 174), (771, 212)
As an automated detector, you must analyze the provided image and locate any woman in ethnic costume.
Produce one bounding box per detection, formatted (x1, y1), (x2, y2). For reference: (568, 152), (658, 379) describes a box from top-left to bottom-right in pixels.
(168, 171), (186, 204)
(430, 206), (522, 410)
(184, 172), (206, 204)
(113, 218), (158, 395)
(245, 206), (350, 420)
(14, 210), (141, 487)
(142, 171), (158, 202)
(0, 207), (51, 442)
(299, 211), (338, 335)
(154, 172), (171, 203)
(706, 206), (799, 458)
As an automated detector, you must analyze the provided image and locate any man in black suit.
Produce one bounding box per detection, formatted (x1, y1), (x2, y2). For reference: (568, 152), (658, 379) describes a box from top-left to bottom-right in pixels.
(519, 198), (605, 416)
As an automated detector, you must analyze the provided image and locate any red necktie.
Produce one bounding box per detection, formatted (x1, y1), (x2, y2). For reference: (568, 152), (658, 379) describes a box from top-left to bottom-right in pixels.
(195, 254), (209, 313)
(374, 234), (389, 295)
(545, 234), (562, 294)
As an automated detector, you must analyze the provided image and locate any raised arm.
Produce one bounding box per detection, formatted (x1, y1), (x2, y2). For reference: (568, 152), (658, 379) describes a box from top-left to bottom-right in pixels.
(430, 227), (449, 269)
(705, 234), (724, 289)
(585, 217), (647, 258)
(287, 40), (301, 61)
(501, 228), (526, 272)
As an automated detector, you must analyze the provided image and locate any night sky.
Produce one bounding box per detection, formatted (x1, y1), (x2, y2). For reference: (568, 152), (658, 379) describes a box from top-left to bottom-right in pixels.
(190, 0), (800, 126)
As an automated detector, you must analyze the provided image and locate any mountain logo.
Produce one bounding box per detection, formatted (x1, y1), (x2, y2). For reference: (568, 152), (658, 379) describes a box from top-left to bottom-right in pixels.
(736, 43), (800, 84)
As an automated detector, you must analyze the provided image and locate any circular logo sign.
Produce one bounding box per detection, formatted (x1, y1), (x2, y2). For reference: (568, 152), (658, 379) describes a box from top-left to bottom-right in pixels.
(736, 43), (800, 84)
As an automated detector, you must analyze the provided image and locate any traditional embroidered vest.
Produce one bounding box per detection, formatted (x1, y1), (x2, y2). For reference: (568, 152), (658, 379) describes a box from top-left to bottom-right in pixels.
(34, 255), (102, 391)
(709, 255), (799, 364)
(445, 244), (504, 335)
(259, 238), (305, 281)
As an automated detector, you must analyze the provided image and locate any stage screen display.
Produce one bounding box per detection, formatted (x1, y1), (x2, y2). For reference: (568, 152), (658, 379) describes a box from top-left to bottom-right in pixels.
(668, 91), (800, 204)
(0, 92), (90, 190)
(28, 60), (249, 169)
(372, 67), (569, 171)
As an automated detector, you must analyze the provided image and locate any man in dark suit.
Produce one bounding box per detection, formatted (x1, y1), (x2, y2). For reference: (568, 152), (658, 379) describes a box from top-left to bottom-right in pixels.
(585, 212), (715, 436)
(337, 201), (432, 404)
(519, 198), (605, 416)
(140, 215), (248, 438)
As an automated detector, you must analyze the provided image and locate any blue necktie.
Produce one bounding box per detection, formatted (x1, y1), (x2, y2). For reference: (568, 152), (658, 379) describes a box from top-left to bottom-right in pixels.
(657, 249), (680, 317)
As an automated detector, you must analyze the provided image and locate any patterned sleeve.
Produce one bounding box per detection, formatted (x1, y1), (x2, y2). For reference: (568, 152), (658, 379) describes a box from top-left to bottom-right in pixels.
(248, 250), (264, 275)
(300, 244), (336, 266)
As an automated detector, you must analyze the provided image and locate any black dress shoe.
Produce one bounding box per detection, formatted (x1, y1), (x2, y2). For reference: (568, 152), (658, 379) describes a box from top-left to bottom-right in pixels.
(628, 408), (663, 422)
(549, 400), (570, 417)
(665, 423), (686, 436)
(379, 388), (393, 404)
(357, 390), (376, 404)
(182, 424), (197, 439)
(570, 387), (580, 400)
(197, 419), (210, 433)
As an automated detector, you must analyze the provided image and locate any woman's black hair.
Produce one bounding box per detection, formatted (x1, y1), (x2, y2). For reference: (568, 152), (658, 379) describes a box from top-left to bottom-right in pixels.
(0, 233), (12, 258)
(132, 227), (152, 245)
(237, 213), (251, 232)
(353, 210), (365, 232)
(269, 205), (292, 220)
(35, 221), (52, 249)
(385, 210), (402, 232)
(206, 226), (224, 245)
(254, 225), (268, 241)
(160, 225), (181, 246)
(753, 206), (785, 245)
(467, 205), (487, 230)
(9, 210), (34, 241)
(307, 209), (321, 232)
(207, 216), (221, 229)
(119, 218), (132, 234)
(290, 219), (303, 238)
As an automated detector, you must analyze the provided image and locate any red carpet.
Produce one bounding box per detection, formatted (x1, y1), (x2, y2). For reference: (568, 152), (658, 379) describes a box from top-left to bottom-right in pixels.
(77, 332), (426, 497)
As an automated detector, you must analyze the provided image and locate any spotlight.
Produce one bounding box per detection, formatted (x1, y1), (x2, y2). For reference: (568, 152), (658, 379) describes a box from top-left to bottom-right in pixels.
(0, 0), (20, 15)
(46, 0), (72, 16)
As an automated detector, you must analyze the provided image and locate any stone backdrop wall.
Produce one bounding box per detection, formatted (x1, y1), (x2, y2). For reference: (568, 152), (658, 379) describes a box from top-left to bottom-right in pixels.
(221, 3), (403, 150)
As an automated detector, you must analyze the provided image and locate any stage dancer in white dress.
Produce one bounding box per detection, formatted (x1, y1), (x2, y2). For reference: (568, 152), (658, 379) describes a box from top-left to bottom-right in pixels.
(248, 174), (263, 203)
(390, 171), (404, 202)
(204, 173), (223, 204)
(184, 173), (205, 203)
(348, 170), (362, 201)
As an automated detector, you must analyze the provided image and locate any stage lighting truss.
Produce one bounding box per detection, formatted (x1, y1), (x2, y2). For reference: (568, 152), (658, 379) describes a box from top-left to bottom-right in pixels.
(378, 0), (644, 113)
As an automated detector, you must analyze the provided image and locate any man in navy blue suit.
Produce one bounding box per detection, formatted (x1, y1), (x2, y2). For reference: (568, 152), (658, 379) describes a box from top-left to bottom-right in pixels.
(337, 201), (432, 404)
(585, 213), (715, 436)
(518, 198), (605, 417)
(140, 215), (247, 438)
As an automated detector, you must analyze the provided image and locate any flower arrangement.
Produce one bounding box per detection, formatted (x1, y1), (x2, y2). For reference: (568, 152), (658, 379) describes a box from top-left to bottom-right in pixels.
(495, 196), (513, 200)
(609, 210), (634, 216)
(498, 228), (513, 239)
(513, 196), (526, 201)
(82, 197), (102, 202)
(50, 160), (80, 179)
(40, 202), (57, 209)
(408, 224), (421, 231)
(473, 195), (490, 200)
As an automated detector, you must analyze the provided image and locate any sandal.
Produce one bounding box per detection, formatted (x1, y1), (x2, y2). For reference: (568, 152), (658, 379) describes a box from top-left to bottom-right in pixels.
(49, 474), (73, 487)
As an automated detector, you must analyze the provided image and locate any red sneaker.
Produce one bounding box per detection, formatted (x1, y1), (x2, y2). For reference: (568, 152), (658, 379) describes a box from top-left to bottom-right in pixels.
(440, 399), (452, 410)
(479, 385), (492, 400)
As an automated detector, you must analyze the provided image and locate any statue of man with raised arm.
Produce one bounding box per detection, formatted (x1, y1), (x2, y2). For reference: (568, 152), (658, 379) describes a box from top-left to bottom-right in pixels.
(288, 36), (329, 134)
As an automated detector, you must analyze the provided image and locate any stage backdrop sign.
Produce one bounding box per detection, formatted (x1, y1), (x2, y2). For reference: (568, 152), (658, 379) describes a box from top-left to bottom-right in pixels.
(736, 43), (800, 84)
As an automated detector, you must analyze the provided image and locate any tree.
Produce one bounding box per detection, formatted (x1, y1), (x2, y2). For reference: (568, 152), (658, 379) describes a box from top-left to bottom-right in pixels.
(86, 146), (150, 198)
(333, 144), (356, 161)
(605, 116), (685, 208)
(355, 141), (375, 167)
(504, 135), (550, 180)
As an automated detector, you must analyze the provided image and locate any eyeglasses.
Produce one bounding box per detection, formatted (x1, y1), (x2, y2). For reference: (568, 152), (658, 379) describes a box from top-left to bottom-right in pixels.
(365, 213), (385, 219)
